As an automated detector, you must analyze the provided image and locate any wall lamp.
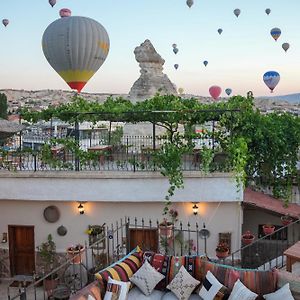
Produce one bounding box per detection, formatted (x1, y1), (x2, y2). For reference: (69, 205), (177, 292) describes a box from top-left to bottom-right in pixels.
(78, 202), (85, 215)
(192, 203), (199, 215)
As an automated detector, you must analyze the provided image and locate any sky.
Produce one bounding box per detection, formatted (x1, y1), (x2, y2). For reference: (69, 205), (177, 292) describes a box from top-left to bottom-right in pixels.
(0, 0), (300, 97)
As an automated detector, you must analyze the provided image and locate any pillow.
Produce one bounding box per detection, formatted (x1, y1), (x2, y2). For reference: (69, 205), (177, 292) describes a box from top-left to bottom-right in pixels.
(162, 292), (203, 299)
(166, 265), (200, 300)
(103, 277), (130, 300)
(95, 246), (142, 284)
(228, 279), (258, 300)
(277, 269), (300, 299)
(130, 260), (165, 296)
(198, 271), (229, 300)
(87, 296), (96, 300)
(71, 280), (102, 300)
(128, 287), (165, 300)
(263, 283), (294, 300)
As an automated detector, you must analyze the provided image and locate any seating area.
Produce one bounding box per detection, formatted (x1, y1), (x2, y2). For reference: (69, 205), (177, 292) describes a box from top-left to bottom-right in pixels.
(70, 246), (300, 300)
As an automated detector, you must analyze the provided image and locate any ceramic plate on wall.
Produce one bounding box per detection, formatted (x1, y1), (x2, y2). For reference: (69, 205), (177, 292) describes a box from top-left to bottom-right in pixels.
(57, 225), (67, 236)
(43, 205), (60, 223)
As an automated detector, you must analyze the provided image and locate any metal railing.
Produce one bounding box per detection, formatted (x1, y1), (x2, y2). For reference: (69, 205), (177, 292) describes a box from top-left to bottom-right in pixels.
(6, 218), (207, 300)
(230, 219), (300, 269)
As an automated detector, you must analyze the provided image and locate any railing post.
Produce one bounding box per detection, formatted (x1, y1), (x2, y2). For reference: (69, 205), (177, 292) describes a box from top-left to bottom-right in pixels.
(34, 153), (37, 172)
(75, 120), (80, 171)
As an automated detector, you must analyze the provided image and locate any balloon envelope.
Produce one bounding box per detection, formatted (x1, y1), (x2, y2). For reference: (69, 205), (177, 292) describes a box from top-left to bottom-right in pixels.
(42, 16), (110, 93)
(209, 86), (222, 100)
(282, 43), (290, 52)
(2, 19), (9, 27)
(203, 60), (208, 67)
(174, 64), (179, 70)
(270, 28), (281, 41)
(263, 71), (280, 93)
(59, 8), (72, 18)
(265, 8), (271, 15)
(234, 9), (241, 17)
(49, 0), (56, 7)
(225, 88), (232, 96)
(186, 0), (194, 8)
(172, 43), (177, 48)
(218, 28), (223, 35)
(178, 88), (184, 95)
(173, 48), (179, 54)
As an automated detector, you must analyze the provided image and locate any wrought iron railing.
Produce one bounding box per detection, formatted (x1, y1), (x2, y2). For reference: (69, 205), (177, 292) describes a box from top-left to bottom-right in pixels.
(230, 219), (300, 269)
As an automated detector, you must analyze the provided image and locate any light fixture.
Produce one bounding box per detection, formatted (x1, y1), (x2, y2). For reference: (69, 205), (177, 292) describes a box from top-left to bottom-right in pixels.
(78, 202), (84, 215)
(192, 203), (199, 215)
(2, 232), (7, 243)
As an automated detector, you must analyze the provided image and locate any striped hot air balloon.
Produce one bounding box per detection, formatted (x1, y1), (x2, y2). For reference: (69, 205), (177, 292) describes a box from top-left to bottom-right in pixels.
(42, 16), (110, 93)
(263, 71), (280, 93)
(270, 28), (281, 41)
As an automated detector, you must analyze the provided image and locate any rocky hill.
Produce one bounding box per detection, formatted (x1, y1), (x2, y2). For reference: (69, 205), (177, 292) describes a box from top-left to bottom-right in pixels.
(1, 89), (299, 115)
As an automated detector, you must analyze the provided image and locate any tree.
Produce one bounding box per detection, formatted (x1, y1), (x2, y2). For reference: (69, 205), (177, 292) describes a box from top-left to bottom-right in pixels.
(0, 93), (8, 119)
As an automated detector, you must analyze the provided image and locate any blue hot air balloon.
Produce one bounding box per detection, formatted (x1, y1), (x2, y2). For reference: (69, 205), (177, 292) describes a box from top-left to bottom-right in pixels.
(173, 47), (179, 54)
(270, 28), (281, 41)
(203, 60), (208, 67)
(263, 71), (280, 93)
(225, 88), (232, 96)
(174, 64), (179, 70)
(218, 28), (223, 35)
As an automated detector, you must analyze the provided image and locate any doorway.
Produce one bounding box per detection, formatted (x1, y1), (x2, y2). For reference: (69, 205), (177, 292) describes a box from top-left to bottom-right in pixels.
(8, 225), (35, 276)
(129, 228), (158, 252)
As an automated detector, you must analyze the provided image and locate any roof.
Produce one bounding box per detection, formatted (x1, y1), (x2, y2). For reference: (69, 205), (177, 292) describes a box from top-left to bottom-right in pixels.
(243, 187), (300, 219)
(0, 118), (25, 139)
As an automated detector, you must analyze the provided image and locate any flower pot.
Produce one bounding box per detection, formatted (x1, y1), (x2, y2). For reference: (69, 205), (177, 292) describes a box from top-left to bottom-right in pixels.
(67, 247), (84, 264)
(242, 231), (255, 245)
(216, 250), (229, 259)
(262, 225), (275, 235)
(281, 216), (293, 226)
(44, 276), (58, 297)
(159, 223), (174, 238)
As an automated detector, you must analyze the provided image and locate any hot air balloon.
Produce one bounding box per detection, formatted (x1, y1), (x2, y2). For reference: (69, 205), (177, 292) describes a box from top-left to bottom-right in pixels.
(218, 28), (223, 35)
(265, 8), (271, 15)
(59, 8), (71, 18)
(178, 87), (184, 95)
(203, 61), (208, 67)
(282, 43), (290, 52)
(42, 16), (110, 93)
(234, 9), (241, 18)
(174, 64), (179, 70)
(209, 86), (222, 100)
(186, 0), (194, 8)
(172, 43), (177, 48)
(2, 19), (9, 27)
(173, 47), (179, 54)
(49, 0), (56, 7)
(263, 71), (280, 93)
(270, 28), (281, 41)
(225, 88), (232, 96)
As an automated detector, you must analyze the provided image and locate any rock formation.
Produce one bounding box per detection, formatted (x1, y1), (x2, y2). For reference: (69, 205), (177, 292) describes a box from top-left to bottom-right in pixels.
(129, 39), (177, 101)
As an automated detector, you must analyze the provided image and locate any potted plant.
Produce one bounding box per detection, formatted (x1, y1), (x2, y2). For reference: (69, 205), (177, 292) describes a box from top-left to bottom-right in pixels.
(281, 214), (294, 226)
(215, 242), (229, 259)
(159, 208), (178, 238)
(37, 234), (58, 297)
(262, 224), (275, 235)
(242, 230), (255, 245)
(66, 244), (84, 264)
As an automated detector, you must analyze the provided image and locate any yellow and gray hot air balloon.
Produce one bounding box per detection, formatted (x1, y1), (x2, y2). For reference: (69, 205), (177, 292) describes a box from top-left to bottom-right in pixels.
(42, 16), (110, 93)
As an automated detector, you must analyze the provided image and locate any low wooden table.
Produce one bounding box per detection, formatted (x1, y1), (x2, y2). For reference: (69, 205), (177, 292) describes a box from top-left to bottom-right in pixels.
(87, 145), (113, 165)
(284, 241), (300, 272)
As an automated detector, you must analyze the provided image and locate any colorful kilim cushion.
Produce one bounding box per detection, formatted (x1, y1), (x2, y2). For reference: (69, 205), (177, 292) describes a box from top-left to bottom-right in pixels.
(95, 246), (143, 296)
(166, 265), (200, 300)
(129, 260), (165, 296)
(103, 277), (130, 300)
(198, 271), (229, 300)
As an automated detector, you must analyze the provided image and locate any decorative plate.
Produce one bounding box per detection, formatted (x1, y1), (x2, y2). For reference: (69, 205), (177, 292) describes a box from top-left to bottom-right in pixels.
(57, 225), (67, 236)
(43, 205), (60, 223)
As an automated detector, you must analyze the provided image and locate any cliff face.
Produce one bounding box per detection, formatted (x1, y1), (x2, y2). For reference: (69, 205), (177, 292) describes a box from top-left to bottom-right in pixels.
(129, 39), (177, 101)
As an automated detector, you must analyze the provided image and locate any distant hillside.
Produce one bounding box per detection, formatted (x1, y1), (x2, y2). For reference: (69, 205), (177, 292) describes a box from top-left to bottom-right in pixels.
(267, 93), (300, 104)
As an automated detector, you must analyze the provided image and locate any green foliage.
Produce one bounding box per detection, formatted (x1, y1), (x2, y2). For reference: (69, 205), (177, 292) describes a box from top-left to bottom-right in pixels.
(37, 234), (56, 270)
(0, 93), (8, 119)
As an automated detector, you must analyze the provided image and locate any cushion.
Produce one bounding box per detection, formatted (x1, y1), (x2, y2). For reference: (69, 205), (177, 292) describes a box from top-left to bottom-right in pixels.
(277, 269), (300, 299)
(95, 246), (143, 296)
(128, 287), (165, 300)
(198, 271), (229, 300)
(166, 265), (200, 300)
(162, 292), (203, 299)
(69, 280), (102, 300)
(228, 279), (258, 300)
(130, 260), (165, 296)
(263, 283), (294, 300)
(103, 277), (130, 300)
(88, 296), (96, 300)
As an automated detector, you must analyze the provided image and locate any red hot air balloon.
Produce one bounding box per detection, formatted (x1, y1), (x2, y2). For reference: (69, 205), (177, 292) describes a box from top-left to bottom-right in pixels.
(209, 86), (222, 100)
(59, 8), (72, 18)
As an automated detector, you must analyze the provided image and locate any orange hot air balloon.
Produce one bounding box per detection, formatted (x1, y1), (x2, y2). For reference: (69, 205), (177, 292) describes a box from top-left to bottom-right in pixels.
(42, 16), (110, 93)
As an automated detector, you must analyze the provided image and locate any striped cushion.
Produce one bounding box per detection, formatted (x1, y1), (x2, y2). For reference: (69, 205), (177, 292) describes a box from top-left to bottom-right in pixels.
(95, 246), (143, 296)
